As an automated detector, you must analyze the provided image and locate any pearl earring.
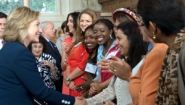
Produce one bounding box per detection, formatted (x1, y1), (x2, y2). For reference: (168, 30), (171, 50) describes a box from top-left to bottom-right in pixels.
(152, 32), (156, 39)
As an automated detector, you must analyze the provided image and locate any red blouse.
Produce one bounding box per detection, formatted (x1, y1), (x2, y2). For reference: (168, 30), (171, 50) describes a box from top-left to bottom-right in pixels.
(67, 42), (89, 96)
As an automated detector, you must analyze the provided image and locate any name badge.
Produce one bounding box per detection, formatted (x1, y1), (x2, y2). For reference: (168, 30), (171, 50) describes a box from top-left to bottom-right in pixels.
(85, 63), (98, 74)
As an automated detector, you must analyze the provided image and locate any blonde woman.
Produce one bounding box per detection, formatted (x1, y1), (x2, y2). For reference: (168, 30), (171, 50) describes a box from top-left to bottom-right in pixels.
(0, 6), (86, 105)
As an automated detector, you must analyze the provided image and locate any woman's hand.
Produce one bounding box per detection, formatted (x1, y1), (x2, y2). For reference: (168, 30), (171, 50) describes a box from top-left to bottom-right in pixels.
(89, 82), (103, 97)
(42, 60), (55, 70)
(101, 56), (132, 81)
(104, 101), (134, 105)
(64, 78), (70, 87)
(76, 77), (93, 93)
(69, 81), (76, 90)
(42, 60), (57, 76)
(62, 43), (73, 54)
(74, 97), (87, 105)
(104, 100), (116, 105)
(97, 59), (110, 70)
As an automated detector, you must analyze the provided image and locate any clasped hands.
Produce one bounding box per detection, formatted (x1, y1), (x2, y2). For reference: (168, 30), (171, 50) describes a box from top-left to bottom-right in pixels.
(62, 43), (73, 54)
(63, 77), (88, 105)
(64, 78), (75, 90)
(74, 56), (132, 105)
(41, 60), (55, 70)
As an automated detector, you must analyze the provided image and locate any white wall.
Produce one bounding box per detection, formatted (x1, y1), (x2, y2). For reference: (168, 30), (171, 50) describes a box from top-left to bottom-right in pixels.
(39, 0), (102, 29)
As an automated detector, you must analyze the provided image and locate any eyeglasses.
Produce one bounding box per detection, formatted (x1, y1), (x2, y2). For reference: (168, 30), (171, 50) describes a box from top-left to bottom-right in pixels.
(139, 23), (145, 27)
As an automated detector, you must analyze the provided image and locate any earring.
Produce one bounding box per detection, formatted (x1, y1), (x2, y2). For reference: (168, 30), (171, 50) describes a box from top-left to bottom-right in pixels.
(110, 34), (113, 39)
(152, 32), (156, 39)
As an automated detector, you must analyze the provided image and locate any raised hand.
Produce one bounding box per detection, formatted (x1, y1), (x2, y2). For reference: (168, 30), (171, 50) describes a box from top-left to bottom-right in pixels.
(41, 60), (55, 69)
(62, 43), (73, 54)
(102, 56), (131, 81)
(97, 59), (110, 70)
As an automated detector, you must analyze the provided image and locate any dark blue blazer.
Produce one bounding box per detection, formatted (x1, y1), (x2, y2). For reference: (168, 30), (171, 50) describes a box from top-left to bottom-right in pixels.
(0, 41), (74, 105)
(40, 35), (63, 92)
(41, 35), (62, 72)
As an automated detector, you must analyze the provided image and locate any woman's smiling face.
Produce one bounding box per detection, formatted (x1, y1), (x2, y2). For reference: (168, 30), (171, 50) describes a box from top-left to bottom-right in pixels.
(84, 28), (98, 50)
(31, 42), (43, 58)
(80, 13), (93, 32)
(93, 22), (112, 45)
(67, 15), (75, 33)
(115, 29), (130, 56)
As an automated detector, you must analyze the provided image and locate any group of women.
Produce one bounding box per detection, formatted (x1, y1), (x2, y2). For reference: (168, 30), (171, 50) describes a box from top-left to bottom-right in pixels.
(59, 0), (185, 105)
(0, 0), (185, 105)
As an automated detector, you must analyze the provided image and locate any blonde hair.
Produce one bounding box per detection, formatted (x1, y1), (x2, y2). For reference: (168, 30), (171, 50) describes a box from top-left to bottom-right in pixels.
(3, 6), (40, 44)
(75, 8), (98, 45)
(56, 27), (62, 38)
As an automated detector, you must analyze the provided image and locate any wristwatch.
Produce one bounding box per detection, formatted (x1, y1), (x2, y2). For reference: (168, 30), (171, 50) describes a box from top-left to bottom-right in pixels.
(66, 76), (71, 81)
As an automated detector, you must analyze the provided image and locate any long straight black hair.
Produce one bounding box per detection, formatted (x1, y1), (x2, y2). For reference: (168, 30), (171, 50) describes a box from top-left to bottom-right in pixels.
(117, 21), (148, 68)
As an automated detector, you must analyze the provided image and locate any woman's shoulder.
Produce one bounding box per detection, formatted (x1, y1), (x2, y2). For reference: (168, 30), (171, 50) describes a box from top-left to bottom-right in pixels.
(74, 42), (87, 51)
(74, 42), (82, 47)
(5, 41), (30, 54)
(1, 41), (31, 63)
(6, 41), (25, 48)
(149, 43), (168, 55)
(145, 43), (168, 60)
(63, 37), (72, 45)
(155, 43), (168, 49)
(63, 37), (72, 42)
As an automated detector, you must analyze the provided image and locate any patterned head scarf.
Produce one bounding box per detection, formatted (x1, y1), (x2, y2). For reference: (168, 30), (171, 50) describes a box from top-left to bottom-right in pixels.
(113, 8), (139, 22)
